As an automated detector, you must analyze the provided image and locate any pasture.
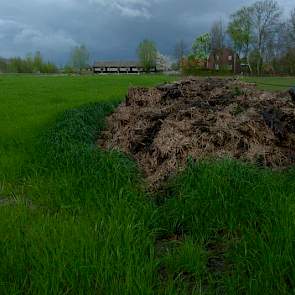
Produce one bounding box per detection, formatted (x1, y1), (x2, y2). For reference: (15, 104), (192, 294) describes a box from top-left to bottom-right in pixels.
(0, 75), (175, 189)
(242, 76), (295, 91)
(0, 74), (295, 294)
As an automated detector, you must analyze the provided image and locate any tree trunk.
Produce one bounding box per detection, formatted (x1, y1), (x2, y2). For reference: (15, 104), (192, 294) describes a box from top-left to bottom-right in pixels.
(247, 53), (253, 75)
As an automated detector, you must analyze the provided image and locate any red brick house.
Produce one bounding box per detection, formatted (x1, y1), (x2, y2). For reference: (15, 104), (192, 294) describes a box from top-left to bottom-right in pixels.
(207, 48), (241, 73)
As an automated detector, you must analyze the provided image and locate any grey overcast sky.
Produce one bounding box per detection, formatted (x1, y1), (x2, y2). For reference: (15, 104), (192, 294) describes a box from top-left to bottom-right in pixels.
(0, 0), (294, 65)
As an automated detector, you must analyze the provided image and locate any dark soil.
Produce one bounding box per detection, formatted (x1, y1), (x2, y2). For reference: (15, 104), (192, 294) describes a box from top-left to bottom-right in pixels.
(99, 77), (295, 189)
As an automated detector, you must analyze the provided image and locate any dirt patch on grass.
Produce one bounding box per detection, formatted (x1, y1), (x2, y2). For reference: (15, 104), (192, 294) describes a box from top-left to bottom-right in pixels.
(0, 195), (35, 208)
(0, 196), (13, 206)
(99, 77), (295, 188)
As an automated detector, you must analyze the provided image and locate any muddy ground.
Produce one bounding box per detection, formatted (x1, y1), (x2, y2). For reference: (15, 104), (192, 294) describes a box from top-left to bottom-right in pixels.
(99, 78), (295, 188)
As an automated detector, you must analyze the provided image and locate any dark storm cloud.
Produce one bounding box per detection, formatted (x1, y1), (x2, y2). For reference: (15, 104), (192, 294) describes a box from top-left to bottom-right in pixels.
(0, 0), (293, 64)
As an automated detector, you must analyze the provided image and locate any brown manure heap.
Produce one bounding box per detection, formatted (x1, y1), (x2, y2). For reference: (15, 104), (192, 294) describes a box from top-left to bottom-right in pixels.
(99, 78), (295, 188)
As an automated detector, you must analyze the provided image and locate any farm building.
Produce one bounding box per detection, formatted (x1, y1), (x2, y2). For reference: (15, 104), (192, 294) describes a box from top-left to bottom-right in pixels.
(93, 61), (156, 74)
(207, 48), (241, 73)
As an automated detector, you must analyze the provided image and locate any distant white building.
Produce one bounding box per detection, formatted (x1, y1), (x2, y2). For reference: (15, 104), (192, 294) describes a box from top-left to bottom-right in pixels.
(92, 61), (156, 74)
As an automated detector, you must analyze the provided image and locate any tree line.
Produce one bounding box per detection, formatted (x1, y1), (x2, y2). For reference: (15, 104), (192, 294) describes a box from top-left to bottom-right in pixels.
(67, 42), (172, 74)
(0, 52), (58, 74)
(176, 0), (295, 75)
(133, 0), (295, 76)
(0, 45), (91, 74)
(1, 0), (294, 76)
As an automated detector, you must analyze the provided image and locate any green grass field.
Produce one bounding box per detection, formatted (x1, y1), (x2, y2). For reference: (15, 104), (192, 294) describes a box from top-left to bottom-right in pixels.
(0, 75), (175, 190)
(242, 76), (295, 91)
(1, 75), (295, 294)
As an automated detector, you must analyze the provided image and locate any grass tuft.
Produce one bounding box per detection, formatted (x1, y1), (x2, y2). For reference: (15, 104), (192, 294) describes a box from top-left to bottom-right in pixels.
(158, 159), (295, 293)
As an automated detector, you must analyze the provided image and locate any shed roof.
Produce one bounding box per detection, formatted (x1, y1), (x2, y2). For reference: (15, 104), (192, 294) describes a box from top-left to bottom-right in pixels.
(94, 61), (141, 67)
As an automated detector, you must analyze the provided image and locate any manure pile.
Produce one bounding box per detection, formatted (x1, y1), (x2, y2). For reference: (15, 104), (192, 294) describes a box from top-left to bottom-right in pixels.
(99, 78), (295, 187)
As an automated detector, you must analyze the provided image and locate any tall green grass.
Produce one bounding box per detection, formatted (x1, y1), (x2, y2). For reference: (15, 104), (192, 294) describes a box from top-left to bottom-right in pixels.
(0, 102), (158, 294)
(158, 160), (295, 293)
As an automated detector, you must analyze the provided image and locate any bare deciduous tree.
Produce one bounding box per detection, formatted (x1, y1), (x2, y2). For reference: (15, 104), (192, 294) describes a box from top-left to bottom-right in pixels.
(174, 40), (187, 68)
(250, 0), (282, 74)
(210, 20), (225, 50)
(289, 8), (295, 44)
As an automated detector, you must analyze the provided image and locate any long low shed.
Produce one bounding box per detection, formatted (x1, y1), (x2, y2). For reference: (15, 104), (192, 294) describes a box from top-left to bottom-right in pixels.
(93, 61), (156, 74)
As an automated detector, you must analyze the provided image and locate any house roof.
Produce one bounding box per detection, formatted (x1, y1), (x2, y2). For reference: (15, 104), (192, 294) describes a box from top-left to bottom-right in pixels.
(210, 48), (236, 56)
(94, 61), (141, 67)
